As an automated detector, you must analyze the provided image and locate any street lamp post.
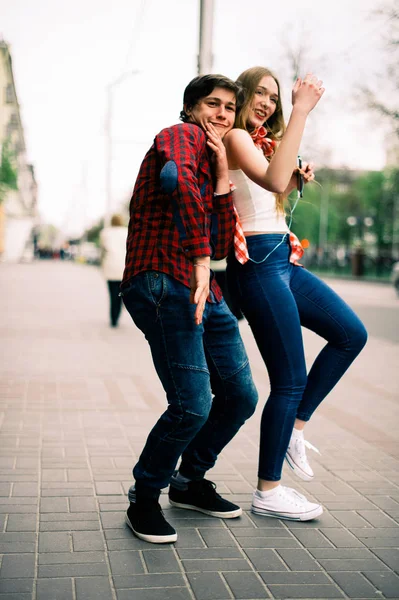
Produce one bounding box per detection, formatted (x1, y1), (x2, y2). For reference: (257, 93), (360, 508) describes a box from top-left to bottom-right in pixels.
(105, 70), (140, 227)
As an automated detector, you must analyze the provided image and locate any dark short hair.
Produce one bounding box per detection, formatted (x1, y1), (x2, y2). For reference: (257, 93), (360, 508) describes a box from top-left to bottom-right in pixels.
(179, 74), (243, 122)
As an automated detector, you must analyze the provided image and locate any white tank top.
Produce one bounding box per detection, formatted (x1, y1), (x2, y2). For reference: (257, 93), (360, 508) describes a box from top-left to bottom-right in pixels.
(229, 168), (289, 233)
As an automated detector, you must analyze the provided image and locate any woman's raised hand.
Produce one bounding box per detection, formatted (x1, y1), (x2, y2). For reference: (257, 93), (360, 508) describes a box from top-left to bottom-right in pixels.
(292, 73), (325, 114)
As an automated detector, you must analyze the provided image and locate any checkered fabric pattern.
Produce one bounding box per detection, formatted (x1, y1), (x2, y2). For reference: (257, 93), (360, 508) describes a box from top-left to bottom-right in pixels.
(233, 217), (305, 267)
(233, 208), (250, 265)
(122, 123), (236, 302)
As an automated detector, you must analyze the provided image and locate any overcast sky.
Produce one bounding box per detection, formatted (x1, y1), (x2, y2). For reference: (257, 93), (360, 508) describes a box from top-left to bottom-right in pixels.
(0, 0), (392, 235)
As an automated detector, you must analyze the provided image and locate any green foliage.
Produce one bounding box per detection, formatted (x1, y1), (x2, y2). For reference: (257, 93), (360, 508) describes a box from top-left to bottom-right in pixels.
(0, 140), (18, 204)
(289, 167), (399, 254)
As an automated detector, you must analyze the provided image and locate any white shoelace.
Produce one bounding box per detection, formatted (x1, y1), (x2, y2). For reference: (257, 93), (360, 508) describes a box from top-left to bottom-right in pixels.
(303, 439), (321, 455)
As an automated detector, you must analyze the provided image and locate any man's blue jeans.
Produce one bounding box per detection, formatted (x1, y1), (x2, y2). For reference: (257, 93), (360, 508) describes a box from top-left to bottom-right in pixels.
(227, 235), (368, 482)
(122, 271), (258, 494)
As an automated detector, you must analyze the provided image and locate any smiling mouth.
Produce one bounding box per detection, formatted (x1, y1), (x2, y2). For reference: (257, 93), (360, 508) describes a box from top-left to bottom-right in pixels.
(254, 110), (267, 119)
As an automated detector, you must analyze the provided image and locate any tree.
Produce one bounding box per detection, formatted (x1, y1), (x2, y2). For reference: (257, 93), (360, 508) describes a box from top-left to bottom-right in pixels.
(0, 140), (18, 204)
(360, 0), (399, 136)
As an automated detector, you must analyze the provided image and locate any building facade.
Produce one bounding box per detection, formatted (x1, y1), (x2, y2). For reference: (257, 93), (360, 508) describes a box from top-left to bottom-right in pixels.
(0, 39), (38, 261)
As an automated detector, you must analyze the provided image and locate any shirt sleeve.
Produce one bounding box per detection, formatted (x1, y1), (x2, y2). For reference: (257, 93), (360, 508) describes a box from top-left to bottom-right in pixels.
(210, 192), (236, 260)
(155, 124), (212, 259)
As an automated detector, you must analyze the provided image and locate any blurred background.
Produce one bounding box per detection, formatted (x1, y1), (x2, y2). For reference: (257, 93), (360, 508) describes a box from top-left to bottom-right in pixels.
(0, 0), (398, 285)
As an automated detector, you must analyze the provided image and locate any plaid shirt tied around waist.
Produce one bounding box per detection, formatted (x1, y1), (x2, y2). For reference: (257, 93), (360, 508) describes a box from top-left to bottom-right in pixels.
(233, 209), (305, 266)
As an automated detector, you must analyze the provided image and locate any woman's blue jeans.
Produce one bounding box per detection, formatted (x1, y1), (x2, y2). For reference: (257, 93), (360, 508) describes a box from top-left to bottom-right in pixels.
(227, 235), (367, 482)
(122, 271), (258, 493)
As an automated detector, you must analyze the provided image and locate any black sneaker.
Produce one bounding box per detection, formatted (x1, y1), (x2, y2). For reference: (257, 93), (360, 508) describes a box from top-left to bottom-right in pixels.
(125, 500), (177, 544)
(168, 478), (242, 518)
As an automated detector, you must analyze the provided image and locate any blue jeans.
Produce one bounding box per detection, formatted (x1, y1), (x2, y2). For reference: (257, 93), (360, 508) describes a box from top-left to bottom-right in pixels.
(227, 235), (367, 481)
(122, 271), (258, 494)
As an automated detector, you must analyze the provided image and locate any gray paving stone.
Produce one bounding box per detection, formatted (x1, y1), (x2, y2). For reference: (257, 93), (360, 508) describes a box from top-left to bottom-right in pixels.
(367, 496), (399, 510)
(38, 551), (106, 564)
(330, 510), (373, 528)
(223, 571), (267, 599)
(36, 577), (73, 600)
(108, 550), (145, 575)
(173, 528), (206, 548)
(232, 527), (292, 538)
(243, 549), (288, 572)
(0, 579), (33, 593)
(330, 571), (379, 598)
(117, 589), (192, 600)
(317, 558), (390, 572)
(0, 483), (11, 496)
(168, 516), (225, 528)
(39, 519), (100, 531)
(364, 571), (399, 598)
(177, 547), (242, 559)
(72, 530), (105, 551)
(38, 563), (108, 577)
(75, 576), (113, 600)
(276, 548), (322, 571)
(197, 528), (236, 548)
(260, 572), (331, 584)
(5, 514), (37, 532)
(69, 496), (97, 512)
(371, 548), (399, 572)
(0, 541), (36, 553)
(181, 558), (252, 572)
(40, 497), (68, 512)
(238, 536), (301, 549)
(267, 584), (344, 598)
(0, 593), (32, 599)
(320, 527), (365, 547)
(358, 510), (399, 527)
(0, 502), (37, 514)
(187, 572), (231, 600)
(351, 526), (399, 538)
(290, 529), (334, 548)
(113, 573), (186, 589)
(142, 548), (182, 573)
(0, 554), (35, 578)
(309, 548), (376, 560)
(38, 532), (71, 552)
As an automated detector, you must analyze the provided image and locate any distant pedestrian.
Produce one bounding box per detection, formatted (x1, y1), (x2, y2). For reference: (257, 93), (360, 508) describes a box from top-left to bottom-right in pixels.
(120, 74), (258, 544)
(99, 214), (128, 327)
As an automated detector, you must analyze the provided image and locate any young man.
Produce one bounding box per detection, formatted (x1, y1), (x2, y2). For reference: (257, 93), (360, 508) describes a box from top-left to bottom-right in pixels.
(121, 74), (258, 544)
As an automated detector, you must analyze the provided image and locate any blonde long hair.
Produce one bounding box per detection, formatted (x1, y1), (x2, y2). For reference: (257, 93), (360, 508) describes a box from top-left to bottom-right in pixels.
(235, 67), (287, 213)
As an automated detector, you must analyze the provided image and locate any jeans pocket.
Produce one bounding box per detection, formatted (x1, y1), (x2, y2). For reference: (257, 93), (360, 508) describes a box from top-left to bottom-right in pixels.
(146, 271), (167, 305)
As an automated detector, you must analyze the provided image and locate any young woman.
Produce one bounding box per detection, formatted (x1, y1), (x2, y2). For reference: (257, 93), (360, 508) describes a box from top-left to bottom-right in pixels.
(223, 67), (367, 521)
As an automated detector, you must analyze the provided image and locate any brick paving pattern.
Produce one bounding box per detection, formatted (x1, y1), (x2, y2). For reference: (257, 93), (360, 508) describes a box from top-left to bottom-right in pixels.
(1, 261), (398, 599)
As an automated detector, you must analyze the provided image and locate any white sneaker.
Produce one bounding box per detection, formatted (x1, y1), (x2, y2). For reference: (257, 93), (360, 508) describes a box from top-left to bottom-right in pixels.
(285, 429), (320, 482)
(251, 486), (323, 521)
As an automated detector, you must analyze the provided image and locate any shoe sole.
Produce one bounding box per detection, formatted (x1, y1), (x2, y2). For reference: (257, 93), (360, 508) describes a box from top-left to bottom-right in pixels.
(251, 503), (323, 521)
(169, 499), (242, 519)
(125, 514), (177, 544)
(285, 453), (314, 482)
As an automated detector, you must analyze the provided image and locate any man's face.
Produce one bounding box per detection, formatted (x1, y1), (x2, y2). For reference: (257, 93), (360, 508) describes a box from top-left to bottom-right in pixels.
(186, 87), (236, 138)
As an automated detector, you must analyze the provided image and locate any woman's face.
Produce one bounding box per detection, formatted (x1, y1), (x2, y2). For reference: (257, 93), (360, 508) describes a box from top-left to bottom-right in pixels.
(247, 75), (279, 129)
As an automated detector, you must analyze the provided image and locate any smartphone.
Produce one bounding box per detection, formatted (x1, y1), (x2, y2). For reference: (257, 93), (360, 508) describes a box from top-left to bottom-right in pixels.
(297, 155), (304, 198)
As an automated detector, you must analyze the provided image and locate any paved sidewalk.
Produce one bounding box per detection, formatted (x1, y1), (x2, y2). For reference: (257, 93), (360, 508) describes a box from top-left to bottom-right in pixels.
(1, 260), (399, 600)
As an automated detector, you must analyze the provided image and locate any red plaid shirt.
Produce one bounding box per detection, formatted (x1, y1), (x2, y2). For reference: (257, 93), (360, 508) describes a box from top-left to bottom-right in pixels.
(122, 123), (235, 301)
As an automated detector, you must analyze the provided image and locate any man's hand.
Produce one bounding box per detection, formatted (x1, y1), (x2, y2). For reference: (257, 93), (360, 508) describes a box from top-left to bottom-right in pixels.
(206, 123), (230, 193)
(190, 262), (210, 325)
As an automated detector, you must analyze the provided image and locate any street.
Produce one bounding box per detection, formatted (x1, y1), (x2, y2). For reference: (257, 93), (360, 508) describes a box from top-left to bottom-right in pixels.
(1, 260), (398, 600)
